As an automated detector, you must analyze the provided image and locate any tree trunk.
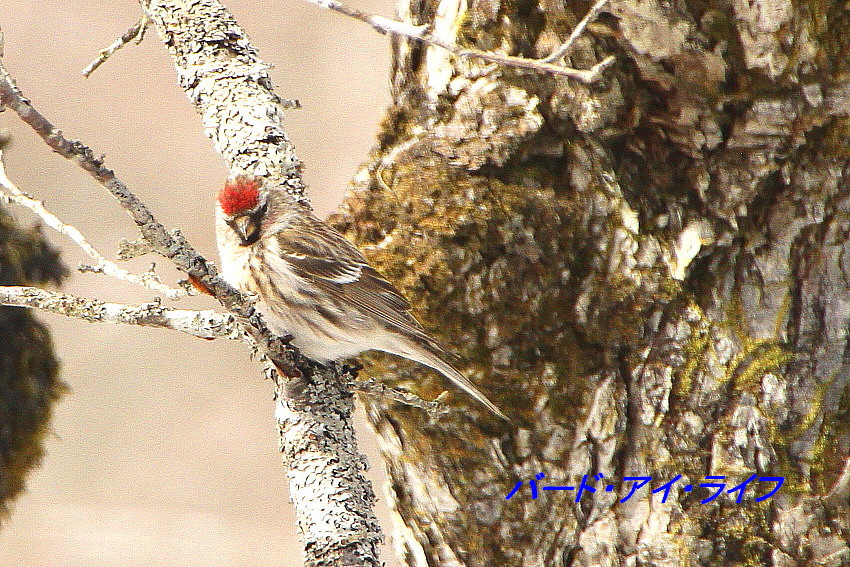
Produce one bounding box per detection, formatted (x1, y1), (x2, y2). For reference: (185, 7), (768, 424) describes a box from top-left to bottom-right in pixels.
(330, 0), (850, 564)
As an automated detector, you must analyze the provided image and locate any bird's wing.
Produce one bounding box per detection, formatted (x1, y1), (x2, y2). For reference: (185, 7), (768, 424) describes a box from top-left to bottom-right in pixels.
(272, 216), (430, 337)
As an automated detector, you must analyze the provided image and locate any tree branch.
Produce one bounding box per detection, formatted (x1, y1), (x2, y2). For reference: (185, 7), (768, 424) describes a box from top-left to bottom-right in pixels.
(0, 151), (187, 300)
(99, 1), (382, 564)
(0, 285), (450, 428)
(0, 57), (294, 373)
(141, 0), (309, 204)
(0, 286), (239, 340)
(304, 0), (614, 82)
(539, 0), (609, 63)
(353, 377), (450, 418)
(2, 2), (384, 562)
(81, 16), (150, 78)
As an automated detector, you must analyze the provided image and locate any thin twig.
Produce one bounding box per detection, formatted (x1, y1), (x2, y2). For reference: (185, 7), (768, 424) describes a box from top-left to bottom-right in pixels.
(0, 151), (187, 300)
(540, 0), (609, 63)
(0, 57), (299, 376)
(82, 16), (151, 78)
(353, 377), (450, 418)
(0, 285), (240, 339)
(305, 0), (614, 83)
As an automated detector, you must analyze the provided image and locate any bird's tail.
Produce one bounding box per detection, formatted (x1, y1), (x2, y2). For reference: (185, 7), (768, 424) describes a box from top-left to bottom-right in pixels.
(398, 342), (510, 422)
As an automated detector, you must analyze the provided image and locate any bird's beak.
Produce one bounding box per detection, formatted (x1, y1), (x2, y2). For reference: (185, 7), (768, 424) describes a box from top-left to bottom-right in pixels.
(233, 214), (261, 245)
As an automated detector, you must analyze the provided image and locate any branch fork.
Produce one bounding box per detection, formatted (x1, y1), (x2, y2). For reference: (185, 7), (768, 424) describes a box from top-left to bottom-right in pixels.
(310, 0), (614, 83)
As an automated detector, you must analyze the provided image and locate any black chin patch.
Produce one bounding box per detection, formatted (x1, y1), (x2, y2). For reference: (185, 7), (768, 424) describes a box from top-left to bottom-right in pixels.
(231, 204), (266, 246)
(241, 224), (261, 246)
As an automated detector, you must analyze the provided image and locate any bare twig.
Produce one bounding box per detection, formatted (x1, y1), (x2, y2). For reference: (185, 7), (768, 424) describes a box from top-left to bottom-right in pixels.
(0, 285), (239, 339)
(540, 0), (609, 63)
(0, 151), (187, 300)
(353, 377), (450, 417)
(0, 57), (297, 375)
(82, 16), (150, 78)
(3, 3), (382, 564)
(305, 0), (614, 83)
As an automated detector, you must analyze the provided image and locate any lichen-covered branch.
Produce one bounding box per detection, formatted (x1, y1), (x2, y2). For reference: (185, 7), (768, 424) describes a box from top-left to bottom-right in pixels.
(353, 376), (449, 418)
(143, 1), (382, 565)
(0, 57), (299, 375)
(0, 61), (238, 311)
(142, 0), (308, 203)
(0, 286), (239, 339)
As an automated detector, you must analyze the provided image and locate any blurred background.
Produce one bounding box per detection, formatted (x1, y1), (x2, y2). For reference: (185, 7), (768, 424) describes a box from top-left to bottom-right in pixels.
(0, 1), (396, 565)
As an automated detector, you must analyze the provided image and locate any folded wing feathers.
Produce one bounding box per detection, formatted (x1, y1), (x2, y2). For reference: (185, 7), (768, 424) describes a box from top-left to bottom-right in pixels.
(266, 214), (506, 420)
(273, 217), (427, 339)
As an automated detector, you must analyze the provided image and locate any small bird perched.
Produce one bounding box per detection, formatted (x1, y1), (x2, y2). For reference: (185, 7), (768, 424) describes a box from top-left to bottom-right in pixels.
(215, 175), (508, 421)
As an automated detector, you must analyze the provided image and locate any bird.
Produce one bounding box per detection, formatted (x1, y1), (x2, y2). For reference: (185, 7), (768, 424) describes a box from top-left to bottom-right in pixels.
(214, 175), (508, 421)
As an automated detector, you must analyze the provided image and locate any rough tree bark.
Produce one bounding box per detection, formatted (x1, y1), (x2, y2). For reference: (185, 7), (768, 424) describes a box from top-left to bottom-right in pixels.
(144, 2), (383, 565)
(330, 0), (850, 565)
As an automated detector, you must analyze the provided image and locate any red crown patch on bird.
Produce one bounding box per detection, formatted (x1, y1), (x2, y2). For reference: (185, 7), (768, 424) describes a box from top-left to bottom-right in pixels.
(218, 176), (261, 215)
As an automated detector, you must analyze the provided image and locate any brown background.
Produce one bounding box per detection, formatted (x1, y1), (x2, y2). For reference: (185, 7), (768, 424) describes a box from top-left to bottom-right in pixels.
(0, 1), (397, 565)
